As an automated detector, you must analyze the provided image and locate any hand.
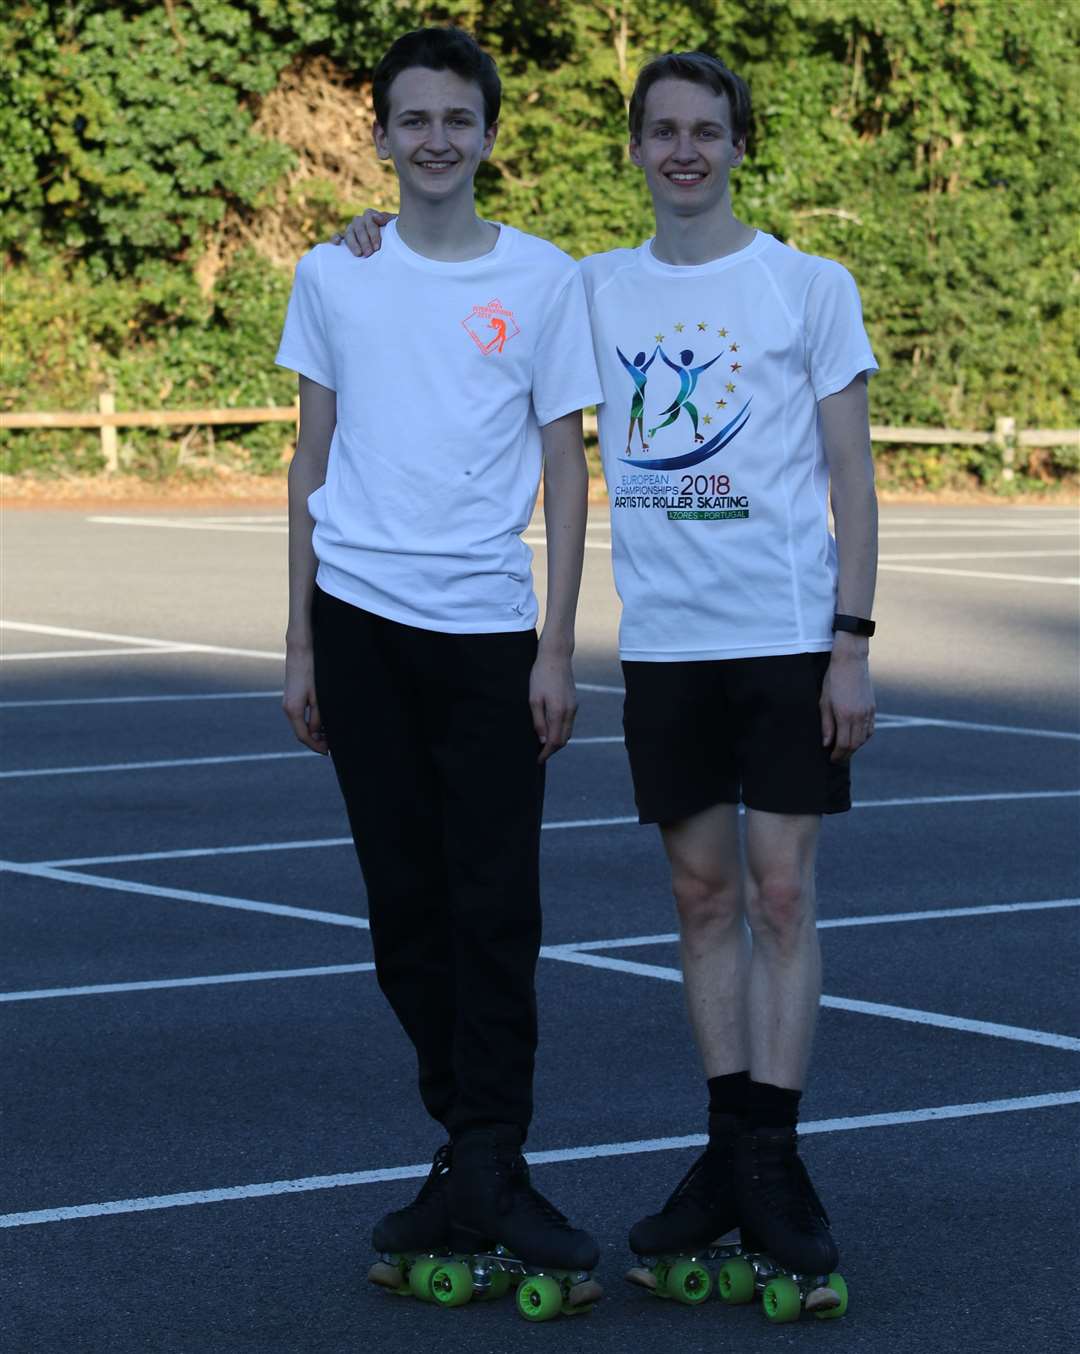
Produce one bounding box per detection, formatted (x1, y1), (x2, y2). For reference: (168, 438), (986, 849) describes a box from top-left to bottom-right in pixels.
(820, 641), (875, 764)
(282, 643), (328, 755)
(330, 209), (396, 257)
(529, 649), (578, 764)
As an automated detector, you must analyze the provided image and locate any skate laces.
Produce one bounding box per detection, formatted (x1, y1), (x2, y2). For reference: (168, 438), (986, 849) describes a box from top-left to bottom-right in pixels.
(662, 1147), (726, 1213)
(500, 1153), (574, 1229)
(400, 1144), (451, 1213)
(752, 1138), (829, 1230)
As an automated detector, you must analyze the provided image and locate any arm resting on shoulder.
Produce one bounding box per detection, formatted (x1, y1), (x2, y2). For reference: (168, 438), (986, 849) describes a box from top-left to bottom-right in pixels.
(820, 374), (878, 763)
(530, 409), (590, 763)
(283, 374), (337, 754)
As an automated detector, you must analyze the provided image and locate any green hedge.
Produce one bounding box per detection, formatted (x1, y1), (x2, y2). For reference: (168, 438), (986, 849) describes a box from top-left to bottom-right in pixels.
(2, 1), (1077, 489)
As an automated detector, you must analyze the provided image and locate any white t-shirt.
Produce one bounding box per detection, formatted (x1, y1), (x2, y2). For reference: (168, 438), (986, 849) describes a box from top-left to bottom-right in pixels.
(581, 232), (877, 661)
(276, 221), (602, 633)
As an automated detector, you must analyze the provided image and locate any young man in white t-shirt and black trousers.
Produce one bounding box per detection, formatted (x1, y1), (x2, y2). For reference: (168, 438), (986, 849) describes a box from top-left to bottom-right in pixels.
(276, 28), (604, 1294)
(581, 54), (878, 1309)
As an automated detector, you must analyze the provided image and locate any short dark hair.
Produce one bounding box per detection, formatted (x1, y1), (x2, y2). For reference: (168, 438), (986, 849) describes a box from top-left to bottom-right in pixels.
(372, 27), (501, 130)
(628, 52), (751, 146)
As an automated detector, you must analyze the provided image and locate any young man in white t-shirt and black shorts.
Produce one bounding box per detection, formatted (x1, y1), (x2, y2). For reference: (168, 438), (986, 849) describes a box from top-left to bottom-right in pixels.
(580, 54), (878, 1306)
(276, 28), (604, 1295)
(338, 46), (878, 1312)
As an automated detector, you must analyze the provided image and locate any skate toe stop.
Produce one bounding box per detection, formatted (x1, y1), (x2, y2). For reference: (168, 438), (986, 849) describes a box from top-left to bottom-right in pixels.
(805, 1285), (841, 1312)
(568, 1278), (604, 1307)
(368, 1261), (404, 1290)
(625, 1266), (658, 1291)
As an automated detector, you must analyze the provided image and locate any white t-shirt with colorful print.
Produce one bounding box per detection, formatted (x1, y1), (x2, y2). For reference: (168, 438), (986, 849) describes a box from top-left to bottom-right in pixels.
(276, 221), (602, 633)
(581, 232), (878, 661)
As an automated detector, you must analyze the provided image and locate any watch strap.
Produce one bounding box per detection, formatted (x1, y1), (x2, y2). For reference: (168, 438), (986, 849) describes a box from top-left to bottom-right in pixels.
(833, 613), (876, 637)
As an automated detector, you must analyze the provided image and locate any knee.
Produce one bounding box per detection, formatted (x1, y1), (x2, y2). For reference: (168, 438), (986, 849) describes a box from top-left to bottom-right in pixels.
(671, 869), (741, 938)
(746, 873), (812, 944)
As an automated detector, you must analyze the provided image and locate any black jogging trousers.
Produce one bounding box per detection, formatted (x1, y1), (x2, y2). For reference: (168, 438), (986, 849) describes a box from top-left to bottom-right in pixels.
(312, 585), (545, 1139)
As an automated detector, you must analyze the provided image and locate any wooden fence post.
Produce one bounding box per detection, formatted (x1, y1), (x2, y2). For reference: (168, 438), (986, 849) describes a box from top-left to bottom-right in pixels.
(99, 390), (118, 473)
(994, 415), (1017, 483)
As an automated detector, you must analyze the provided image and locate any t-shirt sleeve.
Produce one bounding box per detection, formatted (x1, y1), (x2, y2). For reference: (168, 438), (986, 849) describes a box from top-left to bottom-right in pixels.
(275, 250), (336, 391)
(804, 261), (878, 402)
(531, 265), (605, 426)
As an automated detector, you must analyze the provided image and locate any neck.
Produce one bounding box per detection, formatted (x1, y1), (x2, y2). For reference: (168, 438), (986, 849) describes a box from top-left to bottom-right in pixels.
(650, 193), (755, 266)
(395, 182), (498, 262)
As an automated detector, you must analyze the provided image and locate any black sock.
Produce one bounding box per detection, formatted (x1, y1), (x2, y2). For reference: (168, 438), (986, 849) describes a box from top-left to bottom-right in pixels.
(746, 1079), (802, 1131)
(707, 1070), (750, 1119)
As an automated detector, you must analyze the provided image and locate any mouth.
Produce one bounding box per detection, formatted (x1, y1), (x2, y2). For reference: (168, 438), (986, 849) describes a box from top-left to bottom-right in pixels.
(416, 160), (457, 173)
(666, 170), (707, 187)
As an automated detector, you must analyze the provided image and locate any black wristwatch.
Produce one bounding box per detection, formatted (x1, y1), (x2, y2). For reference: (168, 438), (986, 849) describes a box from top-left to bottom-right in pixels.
(833, 613), (876, 637)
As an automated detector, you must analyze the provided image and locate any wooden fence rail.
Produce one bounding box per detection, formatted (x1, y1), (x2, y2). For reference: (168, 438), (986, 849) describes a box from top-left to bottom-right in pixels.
(1, 396), (1076, 483)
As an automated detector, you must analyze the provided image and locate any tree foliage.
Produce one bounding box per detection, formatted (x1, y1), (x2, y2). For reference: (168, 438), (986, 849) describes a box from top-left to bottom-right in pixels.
(2, 0), (1076, 486)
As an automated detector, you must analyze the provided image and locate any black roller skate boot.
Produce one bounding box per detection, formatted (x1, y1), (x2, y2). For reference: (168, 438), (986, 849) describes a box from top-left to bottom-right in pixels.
(445, 1124), (602, 1321)
(626, 1112), (741, 1305)
(368, 1143), (454, 1295)
(727, 1126), (847, 1322)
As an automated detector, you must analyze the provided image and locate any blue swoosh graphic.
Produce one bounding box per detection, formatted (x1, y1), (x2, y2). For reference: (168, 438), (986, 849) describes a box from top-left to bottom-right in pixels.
(621, 398), (752, 470)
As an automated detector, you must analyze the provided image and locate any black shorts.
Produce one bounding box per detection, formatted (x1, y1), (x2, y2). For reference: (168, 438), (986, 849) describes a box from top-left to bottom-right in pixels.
(622, 652), (851, 824)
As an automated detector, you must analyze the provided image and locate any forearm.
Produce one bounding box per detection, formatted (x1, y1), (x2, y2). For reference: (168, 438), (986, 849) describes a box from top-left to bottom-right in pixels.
(830, 461), (878, 658)
(285, 376), (336, 649)
(286, 453), (324, 649)
(538, 413), (589, 655)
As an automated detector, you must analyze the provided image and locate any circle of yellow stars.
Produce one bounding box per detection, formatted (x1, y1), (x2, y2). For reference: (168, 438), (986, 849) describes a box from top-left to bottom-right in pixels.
(651, 321), (743, 418)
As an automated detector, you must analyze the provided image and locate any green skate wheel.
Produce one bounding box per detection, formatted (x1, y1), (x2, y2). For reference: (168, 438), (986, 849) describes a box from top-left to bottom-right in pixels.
(475, 1269), (512, 1301)
(717, 1257), (755, 1305)
(517, 1274), (563, 1322)
(813, 1272), (849, 1320)
(407, 1256), (442, 1301)
(762, 1275), (802, 1323)
(666, 1259), (712, 1305)
(430, 1260), (473, 1307)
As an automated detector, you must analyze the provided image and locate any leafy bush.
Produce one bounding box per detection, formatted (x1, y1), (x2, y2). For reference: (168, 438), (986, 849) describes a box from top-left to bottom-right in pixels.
(2, 1), (1077, 489)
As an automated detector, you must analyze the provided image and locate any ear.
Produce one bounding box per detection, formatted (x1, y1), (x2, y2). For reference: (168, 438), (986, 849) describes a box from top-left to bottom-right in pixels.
(372, 119), (391, 161)
(628, 136), (644, 169)
(480, 119), (498, 160)
(730, 135), (747, 168)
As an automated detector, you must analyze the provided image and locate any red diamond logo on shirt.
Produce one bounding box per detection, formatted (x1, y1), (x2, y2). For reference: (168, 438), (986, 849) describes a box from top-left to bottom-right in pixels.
(462, 298), (520, 355)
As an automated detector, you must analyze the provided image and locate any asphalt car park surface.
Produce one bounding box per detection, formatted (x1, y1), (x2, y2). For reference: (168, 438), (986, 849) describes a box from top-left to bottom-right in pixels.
(2, 502), (1078, 1353)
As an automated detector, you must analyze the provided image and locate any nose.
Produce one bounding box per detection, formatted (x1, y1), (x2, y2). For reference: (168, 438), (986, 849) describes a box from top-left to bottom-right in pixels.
(672, 131), (698, 162)
(423, 121), (452, 153)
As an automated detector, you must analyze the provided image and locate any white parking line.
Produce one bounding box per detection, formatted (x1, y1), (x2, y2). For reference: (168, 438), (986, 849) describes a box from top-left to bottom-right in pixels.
(88, 516), (288, 534)
(0, 691), (283, 710)
(0, 738), (628, 780)
(29, 791), (1078, 869)
(2, 1090), (1075, 1229)
(0, 964), (375, 1003)
(551, 899), (1080, 953)
(0, 751), (313, 779)
(879, 549), (1079, 562)
(878, 564), (1079, 586)
(8, 901), (1073, 1007)
(0, 860), (370, 930)
(0, 646), (200, 664)
(541, 948), (1080, 1051)
(0, 621), (281, 662)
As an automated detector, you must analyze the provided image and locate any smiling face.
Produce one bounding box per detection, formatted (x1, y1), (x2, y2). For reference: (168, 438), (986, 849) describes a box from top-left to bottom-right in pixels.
(373, 65), (497, 203)
(629, 77), (745, 218)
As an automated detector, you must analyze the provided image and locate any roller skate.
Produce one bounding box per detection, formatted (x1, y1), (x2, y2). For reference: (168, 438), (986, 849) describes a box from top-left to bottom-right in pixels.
(625, 1111), (742, 1305)
(720, 1125), (847, 1323)
(434, 1123), (603, 1322)
(368, 1143), (459, 1297)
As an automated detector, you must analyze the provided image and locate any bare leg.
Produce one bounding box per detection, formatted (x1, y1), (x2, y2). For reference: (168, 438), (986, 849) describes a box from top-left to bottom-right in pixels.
(743, 809), (822, 1090)
(660, 803), (750, 1077)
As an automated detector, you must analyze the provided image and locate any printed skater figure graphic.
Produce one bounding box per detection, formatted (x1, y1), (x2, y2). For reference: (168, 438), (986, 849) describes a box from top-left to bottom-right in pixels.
(617, 345), (660, 454)
(649, 347), (723, 444)
(484, 314), (508, 353)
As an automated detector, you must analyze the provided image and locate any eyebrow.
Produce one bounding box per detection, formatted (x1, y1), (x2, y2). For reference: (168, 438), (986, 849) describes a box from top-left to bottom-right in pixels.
(396, 106), (479, 119)
(648, 117), (727, 132)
